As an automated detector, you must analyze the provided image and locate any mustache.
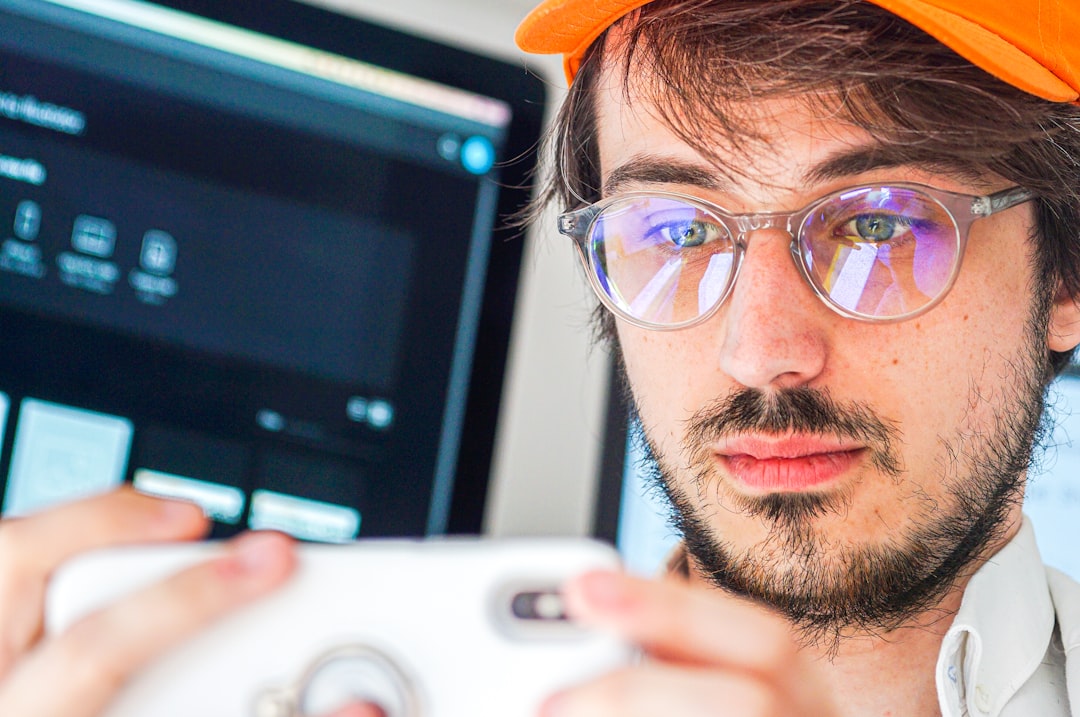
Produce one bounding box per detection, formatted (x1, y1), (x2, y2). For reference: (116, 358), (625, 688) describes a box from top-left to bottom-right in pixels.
(685, 386), (902, 478)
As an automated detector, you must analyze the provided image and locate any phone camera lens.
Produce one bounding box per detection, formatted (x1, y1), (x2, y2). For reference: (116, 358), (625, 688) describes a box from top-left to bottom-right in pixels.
(510, 590), (567, 621)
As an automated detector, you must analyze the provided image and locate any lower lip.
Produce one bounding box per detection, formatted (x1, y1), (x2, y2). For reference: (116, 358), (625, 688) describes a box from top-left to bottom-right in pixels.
(721, 450), (864, 491)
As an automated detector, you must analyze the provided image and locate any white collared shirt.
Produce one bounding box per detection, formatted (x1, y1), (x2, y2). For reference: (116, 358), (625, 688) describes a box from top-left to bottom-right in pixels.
(936, 518), (1077, 716)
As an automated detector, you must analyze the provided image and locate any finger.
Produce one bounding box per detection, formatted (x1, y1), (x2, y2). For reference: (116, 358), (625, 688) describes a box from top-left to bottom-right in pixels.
(0, 487), (207, 676)
(540, 662), (780, 717)
(323, 704), (387, 717)
(0, 486), (208, 571)
(563, 571), (797, 675)
(0, 530), (296, 717)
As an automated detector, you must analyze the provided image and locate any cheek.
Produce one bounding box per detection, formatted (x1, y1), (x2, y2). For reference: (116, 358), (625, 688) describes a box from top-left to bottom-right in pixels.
(868, 251), (1041, 465)
(617, 324), (717, 449)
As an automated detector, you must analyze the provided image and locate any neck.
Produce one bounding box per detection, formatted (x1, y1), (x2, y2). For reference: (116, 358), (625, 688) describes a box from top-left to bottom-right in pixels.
(683, 511), (1024, 717)
(808, 594), (963, 717)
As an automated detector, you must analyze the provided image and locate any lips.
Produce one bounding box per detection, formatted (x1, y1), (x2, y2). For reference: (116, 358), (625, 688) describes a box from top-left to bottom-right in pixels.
(713, 435), (865, 492)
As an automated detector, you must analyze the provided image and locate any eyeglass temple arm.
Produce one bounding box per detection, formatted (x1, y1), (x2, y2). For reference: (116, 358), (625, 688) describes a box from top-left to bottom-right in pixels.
(972, 186), (1036, 217)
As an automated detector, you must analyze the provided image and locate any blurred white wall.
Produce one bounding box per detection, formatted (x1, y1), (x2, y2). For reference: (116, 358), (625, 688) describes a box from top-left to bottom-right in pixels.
(303, 0), (613, 537)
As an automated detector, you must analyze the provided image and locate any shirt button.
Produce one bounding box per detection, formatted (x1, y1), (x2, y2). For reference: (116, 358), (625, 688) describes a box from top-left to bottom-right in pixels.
(975, 684), (992, 714)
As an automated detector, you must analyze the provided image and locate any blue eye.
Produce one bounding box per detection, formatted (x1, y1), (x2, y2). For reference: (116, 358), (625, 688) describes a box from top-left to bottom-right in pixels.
(842, 213), (915, 243)
(857, 214), (900, 240)
(648, 218), (726, 248)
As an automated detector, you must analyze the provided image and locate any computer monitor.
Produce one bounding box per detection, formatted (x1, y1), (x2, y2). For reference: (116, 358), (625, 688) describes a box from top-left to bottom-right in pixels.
(0, 0), (546, 540)
(596, 368), (1080, 580)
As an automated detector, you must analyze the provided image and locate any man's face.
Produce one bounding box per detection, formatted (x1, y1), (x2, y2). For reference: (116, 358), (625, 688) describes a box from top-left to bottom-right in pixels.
(594, 65), (1071, 641)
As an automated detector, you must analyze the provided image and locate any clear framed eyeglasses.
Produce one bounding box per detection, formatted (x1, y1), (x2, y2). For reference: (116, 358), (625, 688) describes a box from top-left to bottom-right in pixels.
(557, 183), (1035, 329)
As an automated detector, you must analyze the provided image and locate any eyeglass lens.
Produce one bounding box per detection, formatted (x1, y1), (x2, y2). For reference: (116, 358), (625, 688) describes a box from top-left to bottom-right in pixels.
(585, 186), (961, 325)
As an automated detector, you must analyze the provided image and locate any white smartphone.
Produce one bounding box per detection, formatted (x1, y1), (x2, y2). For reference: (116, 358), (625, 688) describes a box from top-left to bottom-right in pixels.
(46, 537), (633, 717)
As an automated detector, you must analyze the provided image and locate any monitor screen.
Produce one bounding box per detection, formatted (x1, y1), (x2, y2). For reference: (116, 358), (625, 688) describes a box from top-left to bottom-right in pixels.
(596, 370), (1080, 581)
(0, 0), (545, 539)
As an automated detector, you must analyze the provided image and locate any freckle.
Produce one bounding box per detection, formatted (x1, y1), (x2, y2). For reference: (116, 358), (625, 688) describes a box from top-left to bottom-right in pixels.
(892, 359), (899, 366)
(963, 315), (969, 321)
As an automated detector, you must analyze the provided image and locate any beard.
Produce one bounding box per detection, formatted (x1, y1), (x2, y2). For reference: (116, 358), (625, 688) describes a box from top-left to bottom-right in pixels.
(629, 305), (1053, 649)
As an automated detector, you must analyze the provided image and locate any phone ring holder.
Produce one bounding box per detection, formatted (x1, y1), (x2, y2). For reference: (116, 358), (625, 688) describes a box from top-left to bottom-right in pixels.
(254, 643), (422, 717)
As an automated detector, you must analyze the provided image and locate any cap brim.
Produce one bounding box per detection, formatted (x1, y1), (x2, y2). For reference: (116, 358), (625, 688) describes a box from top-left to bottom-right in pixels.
(867, 0), (1077, 102)
(516, 0), (1079, 102)
(515, 0), (653, 81)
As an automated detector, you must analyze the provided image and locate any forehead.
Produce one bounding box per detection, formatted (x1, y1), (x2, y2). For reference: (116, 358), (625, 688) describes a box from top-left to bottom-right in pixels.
(589, 38), (992, 200)
(594, 68), (870, 197)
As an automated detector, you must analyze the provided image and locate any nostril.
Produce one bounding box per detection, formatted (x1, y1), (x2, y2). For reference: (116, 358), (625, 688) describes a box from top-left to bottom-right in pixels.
(719, 324), (829, 390)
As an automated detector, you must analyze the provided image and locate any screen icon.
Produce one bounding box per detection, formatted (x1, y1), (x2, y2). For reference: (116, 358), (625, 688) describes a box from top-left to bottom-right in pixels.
(346, 397), (394, 430)
(366, 400), (394, 430)
(71, 215), (117, 257)
(249, 490), (361, 542)
(257, 409), (286, 432)
(460, 136), (495, 175)
(133, 469), (246, 524)
(140, 230), (177, 275)
(3, 399), (133, 517)
(345, 397), (367, 423)
(14, 200), (41, 241)
(0, 392), (8, 448)
(437, 133), (461, 162)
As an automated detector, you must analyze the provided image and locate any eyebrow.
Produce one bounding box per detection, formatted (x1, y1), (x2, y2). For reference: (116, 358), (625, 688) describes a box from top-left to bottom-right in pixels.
(602, 148), (983, 196)
(803, 147), (983, 185)
(603, 156), (724, 195)
(805, 147), (910, 184)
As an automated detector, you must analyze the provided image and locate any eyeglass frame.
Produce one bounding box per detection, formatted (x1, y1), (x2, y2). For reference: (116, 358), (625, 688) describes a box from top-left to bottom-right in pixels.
(557, 182), (1037, 330)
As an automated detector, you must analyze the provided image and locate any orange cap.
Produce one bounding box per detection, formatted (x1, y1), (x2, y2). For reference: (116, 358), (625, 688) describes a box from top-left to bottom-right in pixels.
(515, 0), (1080, 103)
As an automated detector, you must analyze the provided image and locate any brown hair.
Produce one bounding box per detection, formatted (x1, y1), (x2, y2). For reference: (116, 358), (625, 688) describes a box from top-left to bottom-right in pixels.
(534, 0), (1080, 378)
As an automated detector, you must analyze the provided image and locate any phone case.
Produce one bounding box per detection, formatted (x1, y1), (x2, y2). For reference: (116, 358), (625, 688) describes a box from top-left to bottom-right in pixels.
(46, 537), (633, 717)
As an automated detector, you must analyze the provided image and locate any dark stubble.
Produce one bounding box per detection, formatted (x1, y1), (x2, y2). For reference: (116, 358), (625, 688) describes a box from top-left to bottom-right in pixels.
(632, 306), (1052, 648)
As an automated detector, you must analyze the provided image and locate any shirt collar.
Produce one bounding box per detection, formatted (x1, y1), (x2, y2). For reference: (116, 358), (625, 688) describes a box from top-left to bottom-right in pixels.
(935, 517), (1056, 717)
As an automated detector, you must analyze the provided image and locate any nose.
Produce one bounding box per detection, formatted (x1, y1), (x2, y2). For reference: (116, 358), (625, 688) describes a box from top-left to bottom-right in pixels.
(716, 228), (830, 389)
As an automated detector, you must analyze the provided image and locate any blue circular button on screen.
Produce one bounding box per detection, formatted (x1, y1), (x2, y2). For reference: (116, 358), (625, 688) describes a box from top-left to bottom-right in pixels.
(461, 136), (495, 175)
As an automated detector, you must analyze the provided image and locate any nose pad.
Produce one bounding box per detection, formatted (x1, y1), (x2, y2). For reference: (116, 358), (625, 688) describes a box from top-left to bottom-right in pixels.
(734, 212), (797, 235)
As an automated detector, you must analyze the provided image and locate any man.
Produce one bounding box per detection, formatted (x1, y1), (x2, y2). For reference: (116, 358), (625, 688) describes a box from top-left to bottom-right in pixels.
(1, 2), (1078, 717)
(513, 0), (1080, 715)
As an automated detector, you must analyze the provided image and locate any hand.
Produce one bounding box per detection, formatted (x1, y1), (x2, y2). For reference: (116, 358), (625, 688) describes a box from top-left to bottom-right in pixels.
(542, 571), (838, 717)
(0, 486), (296, 717)
(323, 705), (386, 717)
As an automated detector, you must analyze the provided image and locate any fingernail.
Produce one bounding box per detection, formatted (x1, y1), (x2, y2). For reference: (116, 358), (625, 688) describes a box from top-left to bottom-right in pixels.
(229, 532), (285, 574)
(539, 691), (569, 717)
(157, 497), (204, 523)
(330, 704), (387, 717)
(576, 570), (631, 611)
